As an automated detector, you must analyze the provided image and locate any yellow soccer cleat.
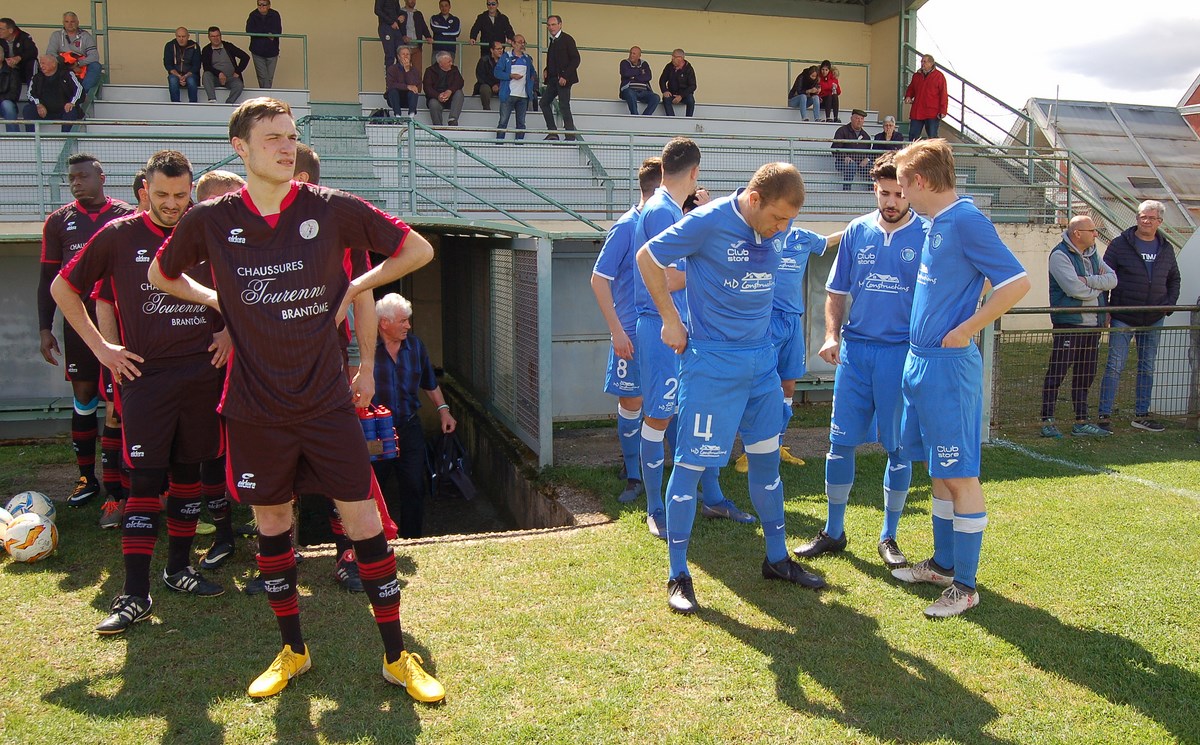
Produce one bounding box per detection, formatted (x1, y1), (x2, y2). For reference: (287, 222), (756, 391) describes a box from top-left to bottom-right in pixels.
(733, 453), (749, 474)
(780, 446), (806, 467)
(248, 644), (311, 698)
(383, 650), (446, 703)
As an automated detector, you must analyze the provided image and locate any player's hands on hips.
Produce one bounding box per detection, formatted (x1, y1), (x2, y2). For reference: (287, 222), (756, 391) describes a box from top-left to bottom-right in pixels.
(611, 328), (634, 360)
(661, 319), (688, 354)
(439, 408), (457, 433)
(818, 336), (841, 365)
(941, 326), (971, 348)
(349, 370), (375, 409)
(208, 328), (232, 368)
(98, 342), (144, 383)
(39, 329), (61, 365)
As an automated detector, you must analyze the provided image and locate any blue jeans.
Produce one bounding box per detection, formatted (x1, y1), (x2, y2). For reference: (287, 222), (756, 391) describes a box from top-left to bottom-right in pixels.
(908, 117), (941, 140)
(621, 87), (657, 115)
(1, 99), (18, 132)
(386, 88), (419, 115)
(80, 61), (101, 96)
(787, 93), (819, 119)
(662, 93), (694, 117)
(167, 73), (199, 103)
(23, 101), (82, 132)
(1098, 318), (1163, 418)
(496, 96), (528, 140)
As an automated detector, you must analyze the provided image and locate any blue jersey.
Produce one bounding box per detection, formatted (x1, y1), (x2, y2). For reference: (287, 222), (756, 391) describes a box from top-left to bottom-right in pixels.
(773, 227), (826, 315)
(827, 209), (928, 344)
(646, 190), (790, 343)
(592, 206), (641, 334)
(634, 186), (687, 320)
(910, 198), (1026, 349)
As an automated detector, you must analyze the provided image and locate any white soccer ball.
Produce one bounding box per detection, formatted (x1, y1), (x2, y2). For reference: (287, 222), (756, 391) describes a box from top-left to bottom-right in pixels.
(6, 491), (56, 524)
(3, 513), (58, 563)
(0, 506), (12, 527)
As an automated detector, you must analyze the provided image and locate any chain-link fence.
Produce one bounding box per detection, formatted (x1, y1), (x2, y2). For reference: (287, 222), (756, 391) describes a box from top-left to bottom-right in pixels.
(989, 306), (1200, 436)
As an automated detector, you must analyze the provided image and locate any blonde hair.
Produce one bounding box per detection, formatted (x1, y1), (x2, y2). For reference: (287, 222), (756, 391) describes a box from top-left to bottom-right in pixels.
(895, 139), (956, 193)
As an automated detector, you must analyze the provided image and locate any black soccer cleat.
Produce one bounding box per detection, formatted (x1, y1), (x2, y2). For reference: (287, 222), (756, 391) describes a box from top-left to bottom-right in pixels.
(95, 594), (153, 635)
(877, 538), (908, 569)
(667, 573), (698, 615)
(199, 540), (235, 571)
(333, 550), (365, 593)
(67, 476), (101, 507)
(762, 556), (826, 589)
(792, 529), (848, 559)
(163, 567), (225, 596)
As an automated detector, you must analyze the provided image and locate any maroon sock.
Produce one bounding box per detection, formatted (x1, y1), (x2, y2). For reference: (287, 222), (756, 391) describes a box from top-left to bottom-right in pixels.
(355, 531), (404, 662)
(258, 530), (304, 653)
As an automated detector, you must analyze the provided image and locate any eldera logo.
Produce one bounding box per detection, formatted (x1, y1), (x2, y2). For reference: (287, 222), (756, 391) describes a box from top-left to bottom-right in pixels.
(237, 472), (257, 489)
(378, 580), (402, 599)
(263, 578), (289, 593)
(129, 444), (145, 458)
(227, 227), (247, 244)
(135, 249), (151, 263)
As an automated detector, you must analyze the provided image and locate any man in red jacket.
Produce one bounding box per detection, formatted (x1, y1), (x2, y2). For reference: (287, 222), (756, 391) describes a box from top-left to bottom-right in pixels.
(904, 54), (947, 141)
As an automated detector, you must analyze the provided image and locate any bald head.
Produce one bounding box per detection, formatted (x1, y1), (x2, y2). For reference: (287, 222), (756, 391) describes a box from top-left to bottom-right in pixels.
(1067, 215), (1098, 250)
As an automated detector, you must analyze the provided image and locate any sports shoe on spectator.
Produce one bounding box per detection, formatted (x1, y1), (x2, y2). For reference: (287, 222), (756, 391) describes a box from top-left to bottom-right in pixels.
(646, 509), (666, 540)
(383, 650), (446, 702)
(1040, 422), (1063, 438)
(248, 644), (311, 698)
(700, 499), (756, 524)
(617, 479), (644, 503)
(1131, 418), (1165, 433)
(199, 540), (235, 570)
(98, 498), (123, 529)
(891, 558), (954, 588)
(1071, 422), (1111, 437)
(667, 572), (698, 614)
(163, 566), (225, 596)
(1097, 417), (1113, 433)
(95, 594), (153, 635)
(924, 583), (980, 618)
(67, 476), (101, 507)
(333, 549), (364, 592)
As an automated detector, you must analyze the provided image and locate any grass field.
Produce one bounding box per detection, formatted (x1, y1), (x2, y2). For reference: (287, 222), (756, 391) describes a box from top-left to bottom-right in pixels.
(1, 429), (1198, 745)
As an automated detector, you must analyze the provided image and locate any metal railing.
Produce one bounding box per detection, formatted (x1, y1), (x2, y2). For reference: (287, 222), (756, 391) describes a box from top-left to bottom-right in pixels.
(986, 305), (1200, 436)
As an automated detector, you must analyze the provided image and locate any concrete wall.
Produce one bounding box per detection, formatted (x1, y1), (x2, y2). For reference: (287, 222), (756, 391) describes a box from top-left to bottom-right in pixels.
(12, 2), (899, 114)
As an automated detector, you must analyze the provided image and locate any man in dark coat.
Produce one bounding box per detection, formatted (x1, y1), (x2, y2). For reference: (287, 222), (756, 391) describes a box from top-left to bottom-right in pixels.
(539, 14), (579, 140)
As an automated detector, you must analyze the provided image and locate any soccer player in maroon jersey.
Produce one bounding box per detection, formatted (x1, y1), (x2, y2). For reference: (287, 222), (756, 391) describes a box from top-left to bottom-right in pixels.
(51, 150), (230, 634)
(149, 97), (443, 702)
(38, 153), (134, 508)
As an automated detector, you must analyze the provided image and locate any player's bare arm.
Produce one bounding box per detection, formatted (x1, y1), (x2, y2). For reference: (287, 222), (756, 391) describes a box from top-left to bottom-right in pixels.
(820, 291), (848, 365)
(147, 257), (220, 310)
(589, 273), (634, 360)
(336, 231), (435, 324)
(49, 275), (145, 381)
(635, 246), (687, 354)
(349, 291), (377, 408)
(942, 275), (1030, 348)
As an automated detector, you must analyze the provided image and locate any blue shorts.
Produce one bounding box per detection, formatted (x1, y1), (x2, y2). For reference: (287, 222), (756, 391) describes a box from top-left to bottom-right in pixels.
(602, 335), (641, 397)
(635, 315), (680, 419)
(830, 339), (909, 450)
(770, 310), (807, 380)
(674, 339), (787, 468)
(900, 345), (982, 478)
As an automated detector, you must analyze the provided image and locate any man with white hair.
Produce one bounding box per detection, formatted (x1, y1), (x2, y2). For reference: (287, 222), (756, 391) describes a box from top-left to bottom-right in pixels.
(1096, 200), (1181, 433)
(46, 11), (100, 97)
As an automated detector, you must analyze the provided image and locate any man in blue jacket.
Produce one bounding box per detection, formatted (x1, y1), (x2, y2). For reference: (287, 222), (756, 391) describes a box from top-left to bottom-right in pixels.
(163, 27), (200, 103)
(1096, 200), (1181, 433)
(494, 34), (534, 141)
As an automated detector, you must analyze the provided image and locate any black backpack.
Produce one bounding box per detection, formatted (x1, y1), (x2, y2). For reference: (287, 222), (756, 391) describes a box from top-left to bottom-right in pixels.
(428, 432), (477, 501)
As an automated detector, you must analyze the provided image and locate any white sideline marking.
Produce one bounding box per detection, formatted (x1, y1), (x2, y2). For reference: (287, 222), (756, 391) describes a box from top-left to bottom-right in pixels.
(991, 438), (1200, 502)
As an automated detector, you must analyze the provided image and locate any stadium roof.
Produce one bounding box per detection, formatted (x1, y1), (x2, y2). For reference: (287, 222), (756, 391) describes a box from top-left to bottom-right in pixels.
(566, 0), (928, 23)
(1026, 98), (1200, 236)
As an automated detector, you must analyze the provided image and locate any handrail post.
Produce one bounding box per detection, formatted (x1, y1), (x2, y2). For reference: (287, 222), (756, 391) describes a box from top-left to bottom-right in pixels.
(1065, 155), (1073, 215)
(407, 119), (417, 214)
(35, 124), (45, 217)
(980, 317), (998, 444)
(302, 35), (309, 90)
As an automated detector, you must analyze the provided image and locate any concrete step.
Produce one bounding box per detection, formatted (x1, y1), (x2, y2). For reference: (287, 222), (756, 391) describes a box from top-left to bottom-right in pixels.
(100, 84), (310, 108)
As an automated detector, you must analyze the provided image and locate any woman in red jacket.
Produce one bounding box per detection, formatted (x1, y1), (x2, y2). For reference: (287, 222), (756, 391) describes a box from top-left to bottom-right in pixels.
(817, 60), (839, 122)
(904, 53), (948, 140)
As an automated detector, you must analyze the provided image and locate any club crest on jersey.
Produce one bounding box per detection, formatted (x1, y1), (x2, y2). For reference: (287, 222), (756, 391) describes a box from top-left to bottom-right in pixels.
(773, 238), (783, 253)
(901, 247), (917, 262)
(299, 219), (319, 240)
(931, 233), (943, 249)
(227, 227), (247, 244)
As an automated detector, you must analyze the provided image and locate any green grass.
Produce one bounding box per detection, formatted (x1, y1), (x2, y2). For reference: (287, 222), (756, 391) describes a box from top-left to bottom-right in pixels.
(2, 436), (1199, 744)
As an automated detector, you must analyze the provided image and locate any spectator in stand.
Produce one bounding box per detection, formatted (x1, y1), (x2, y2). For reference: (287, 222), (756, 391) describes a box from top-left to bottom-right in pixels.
(468, 0), (512, 58)
(201, 27), (250, 104)
(430, 0), (461, 60)
(1096, 200), (1181, 433)
(0, 18), (38, 130)
(399, 0), (432, 74)
(1038, 215), (1117, 438)
(423, 50), (464, 126)
(787, 64), (820, 121)
(0, 60), (21, 132)
(494, 33), (534, 141)
(659, 48), (696, 117)
(163, 27), (201, 103)
(830, 108), (872, 191)
(386, 46), (421, 116)
(23, 54), (82, 131)
(473, 40), (503, 110)
(540, 15), (579, 140)
(46, 12), (100, 98)
(818, 61), (840, 122)
(619, 46), (656, 116)
(904, 53), (948, 140)
(874, 115), (905, 151)
(245, 0), (282, 89)
(375, 0), (407, 73)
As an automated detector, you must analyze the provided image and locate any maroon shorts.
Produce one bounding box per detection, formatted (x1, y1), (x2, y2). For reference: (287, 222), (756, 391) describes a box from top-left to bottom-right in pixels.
(224, 402), (373, 507)
(63, 320), (101, 384)
(120, 354), (222, 469)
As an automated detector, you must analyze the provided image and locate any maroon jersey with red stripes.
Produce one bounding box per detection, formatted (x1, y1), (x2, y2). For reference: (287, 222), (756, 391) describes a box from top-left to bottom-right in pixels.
(61, 213), (219, 362)
(41, 197), (134, 267)
(157, 182), (409, 424)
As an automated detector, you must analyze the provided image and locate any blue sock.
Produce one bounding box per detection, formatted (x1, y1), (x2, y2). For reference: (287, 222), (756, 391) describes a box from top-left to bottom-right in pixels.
(640, 424), (666, 516)
(880, 449), (911, 541)
(931, 497), (956, 571)
(746, 446), (787, 563)
(824, 444), (856, 538)
(617, 405), (642, 482)
(665, 416), (677, 462)
(952, 511), (987, 590)
(699, 466), (726, 507)
(665, 464), (703, 578)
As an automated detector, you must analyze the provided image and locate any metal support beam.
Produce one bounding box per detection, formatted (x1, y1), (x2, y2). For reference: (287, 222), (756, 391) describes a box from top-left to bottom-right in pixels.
(535, 236), (554, 468)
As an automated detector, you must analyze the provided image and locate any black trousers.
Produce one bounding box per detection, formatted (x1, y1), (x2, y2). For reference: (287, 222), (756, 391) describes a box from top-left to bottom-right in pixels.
(371, 415), (428, 538)
(1041, 326), (1101, 421)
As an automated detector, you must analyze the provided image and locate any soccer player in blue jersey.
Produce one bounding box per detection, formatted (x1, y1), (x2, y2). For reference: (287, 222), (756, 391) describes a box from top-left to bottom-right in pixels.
(591, 157), (662, 504)
(890, 139), (1029, 618)
(634, 137), (753, 539)
(637, 162), (825, 615)
(793, 151), (927, 570)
